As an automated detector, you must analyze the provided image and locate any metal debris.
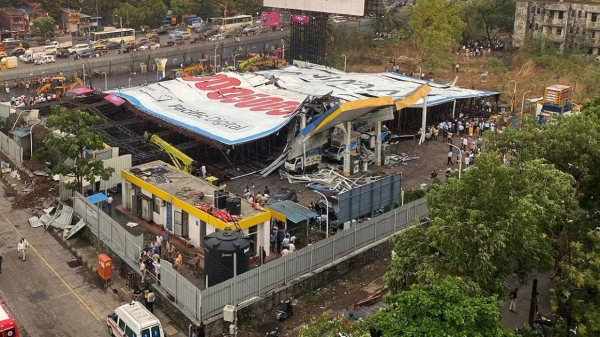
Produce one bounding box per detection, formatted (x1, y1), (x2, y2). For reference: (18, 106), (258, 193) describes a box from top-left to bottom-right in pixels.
(279, 168), (389, 194)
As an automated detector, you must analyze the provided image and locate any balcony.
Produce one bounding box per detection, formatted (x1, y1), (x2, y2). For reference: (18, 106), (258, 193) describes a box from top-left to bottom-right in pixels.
(586, 19), (600, 30)
(544, 16), (566, 26)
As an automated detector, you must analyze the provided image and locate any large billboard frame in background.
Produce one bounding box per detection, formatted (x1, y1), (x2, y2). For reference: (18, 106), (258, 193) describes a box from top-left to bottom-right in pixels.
(263, 0), (365, 17)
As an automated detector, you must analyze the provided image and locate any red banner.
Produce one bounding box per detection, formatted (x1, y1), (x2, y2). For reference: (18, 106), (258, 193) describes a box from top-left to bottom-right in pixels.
(260, 11), (280, 26)
(291, 15), (309, 24)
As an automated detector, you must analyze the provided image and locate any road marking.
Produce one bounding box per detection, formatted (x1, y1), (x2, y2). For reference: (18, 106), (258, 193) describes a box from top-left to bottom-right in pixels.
(0, 211), (101, 322)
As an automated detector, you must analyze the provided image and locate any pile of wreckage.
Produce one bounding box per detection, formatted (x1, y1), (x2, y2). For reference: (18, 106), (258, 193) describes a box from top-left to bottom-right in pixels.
(28, 203), (86, 240)
(280, 167), (387, 194)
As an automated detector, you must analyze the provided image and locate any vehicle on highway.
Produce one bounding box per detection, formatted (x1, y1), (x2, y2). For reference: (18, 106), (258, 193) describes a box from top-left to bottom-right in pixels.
(146, 33), (160, 43)
(105, 41), (121, 50)
(34, 55), (55, 65)
(242, 25), (261, 35)
(8, 47), (25, 56)
(153, 28), (168, 35)
(2, 38), (15, 44)
(44, 45), (58, 55)
(47, 36), (73, 49)
(202, 28), (219, 38)
(208, 34), (224, 41)
(314, 196), (340, 221)
(122, 42), (138, 53)
(0, 56), (18, 70)
(73, 48), (95, 59)
(178, 31), (192, 40)
(266, 188), (298, 206)
(90, 28), (136, 44)
(258, 25), (273, 33)
(68, 43), (90, 54)
(193, 25), (212, 34)
(136, 37), (150, 45)
(169, 31), (182, 40)
(21, 48), (45, 63)
(216, 15), (253, 35)
(92, 43), (107, 51)
(56, 48), (70, 58)
(167, 37), (184, 46)
(138, 42), (160, 50)
(330, 16), (348, 23)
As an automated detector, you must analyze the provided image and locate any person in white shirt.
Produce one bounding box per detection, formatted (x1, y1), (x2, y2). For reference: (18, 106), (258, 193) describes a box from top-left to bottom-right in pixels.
(288, 243), (295, 253)
(464, 155), (471, 168)
(107, 194), (113, 214)
(153, 259), (161, 285)
(17, 241), (24, 261)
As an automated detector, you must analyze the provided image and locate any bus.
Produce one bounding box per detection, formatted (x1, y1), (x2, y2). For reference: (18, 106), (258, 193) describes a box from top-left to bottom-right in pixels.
(90, 28), (136, 44)
(0, 301), (19, 337)
(216, 15), (253, 34)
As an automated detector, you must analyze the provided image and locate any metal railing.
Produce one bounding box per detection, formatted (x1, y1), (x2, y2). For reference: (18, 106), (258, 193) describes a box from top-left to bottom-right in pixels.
(72, 190), (427, 322)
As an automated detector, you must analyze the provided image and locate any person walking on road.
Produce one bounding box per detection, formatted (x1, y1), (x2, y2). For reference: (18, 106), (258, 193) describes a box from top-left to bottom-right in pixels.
(447, 150), (453, 166)
(107, 194), (113, 214)
(18, 238), (28, 261)
(509, 288), (518, 313)
(147, 289), (155, 313)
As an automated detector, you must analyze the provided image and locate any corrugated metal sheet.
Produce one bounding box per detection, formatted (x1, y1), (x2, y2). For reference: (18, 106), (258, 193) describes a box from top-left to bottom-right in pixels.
(28, 216), (44, 228)
(49, 205), (74, 229)
(266, 200), (318, 224)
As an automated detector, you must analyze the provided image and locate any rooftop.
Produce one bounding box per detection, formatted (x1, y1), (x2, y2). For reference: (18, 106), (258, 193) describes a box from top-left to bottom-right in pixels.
(124, 160), (264, 222)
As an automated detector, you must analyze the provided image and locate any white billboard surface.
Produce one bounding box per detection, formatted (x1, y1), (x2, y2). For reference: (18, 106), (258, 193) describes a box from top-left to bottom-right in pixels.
(263, 0), (365, 17)
(111, 74), (305, 145)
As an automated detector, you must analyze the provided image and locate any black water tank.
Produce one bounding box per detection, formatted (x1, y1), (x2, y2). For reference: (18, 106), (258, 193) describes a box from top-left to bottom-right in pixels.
(214, 191), (228, 209)
(226, 197), (241, 216)
(204, 228), (251, 286)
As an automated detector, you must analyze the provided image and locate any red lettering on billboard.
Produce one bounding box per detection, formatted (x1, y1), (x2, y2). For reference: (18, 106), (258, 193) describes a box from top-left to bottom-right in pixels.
(183, 74), (299, 116)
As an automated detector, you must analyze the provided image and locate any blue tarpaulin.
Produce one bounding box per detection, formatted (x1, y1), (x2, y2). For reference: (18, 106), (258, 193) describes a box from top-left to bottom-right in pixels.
(87, 192), (107, 204)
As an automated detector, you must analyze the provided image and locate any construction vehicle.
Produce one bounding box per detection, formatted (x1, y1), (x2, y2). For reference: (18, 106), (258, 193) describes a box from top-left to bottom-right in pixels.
(236, 49), (287, 72)
(144, 132), (226, 189)
(170, 59), (217, 78)
(35, 76), (86, 95)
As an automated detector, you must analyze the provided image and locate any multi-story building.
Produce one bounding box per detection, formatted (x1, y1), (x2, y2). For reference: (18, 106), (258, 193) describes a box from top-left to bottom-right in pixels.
(514, 0), (600, 55)
(0, 3), (48, 37)
(60, 8), (92, 36)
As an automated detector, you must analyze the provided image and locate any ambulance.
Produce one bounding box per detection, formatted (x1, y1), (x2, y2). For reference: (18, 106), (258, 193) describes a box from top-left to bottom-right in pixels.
(0, 301), (19, 337)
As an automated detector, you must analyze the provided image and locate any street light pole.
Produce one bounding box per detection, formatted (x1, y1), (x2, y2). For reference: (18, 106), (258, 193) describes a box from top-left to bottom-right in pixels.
(232, 53), (241, 70)
(281, 38), (285, 60)
(104, 72), (107, 91)
(342, 54), (347, 72)
(214, 45), (218, 73)
(314, 191), (329, 238)
(114, 15), (123, 51)
(448, 143), (462, 179)
(521, 90), (532, 121)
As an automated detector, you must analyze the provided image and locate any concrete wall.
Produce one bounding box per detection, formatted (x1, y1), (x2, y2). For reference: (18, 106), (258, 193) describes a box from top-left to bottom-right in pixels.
(514, 1), (531, 47)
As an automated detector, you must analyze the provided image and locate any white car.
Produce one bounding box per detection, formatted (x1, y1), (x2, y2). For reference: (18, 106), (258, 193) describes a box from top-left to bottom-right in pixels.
(178, 31), (192, 40)
(169, 32), (182, 40)
(138, 42), (160, 50)
(68, 43), (90, 54)
(33, 55), (55, 65)
(208, 34), (224, 41)
(2, 38), (15, 44)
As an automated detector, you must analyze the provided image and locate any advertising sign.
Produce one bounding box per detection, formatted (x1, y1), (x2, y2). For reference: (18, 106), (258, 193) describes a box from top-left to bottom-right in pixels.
(112, 74), (304, 145)
(264, 0), (365, 17)
(260, 11), (280, 26)
(155, 58), (168, 81)
(291, 15), (309, 24)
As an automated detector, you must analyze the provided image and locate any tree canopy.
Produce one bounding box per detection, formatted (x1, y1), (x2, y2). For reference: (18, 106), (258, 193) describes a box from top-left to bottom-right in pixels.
(44, 106), (114, 192)
(31, 16), (55, 38)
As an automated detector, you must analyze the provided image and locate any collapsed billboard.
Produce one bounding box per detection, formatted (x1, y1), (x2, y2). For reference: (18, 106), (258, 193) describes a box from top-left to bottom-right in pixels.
(263, 0), (365, 17)
(111, 74), (304, 145)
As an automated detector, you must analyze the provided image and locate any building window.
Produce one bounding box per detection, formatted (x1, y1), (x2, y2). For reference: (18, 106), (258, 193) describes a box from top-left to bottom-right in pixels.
(592, 31), (596, 39)
(556, 28), (562, 36)
(592, 13), (598, 22)
(571, 10), (575, 17)
(558, 11), (564, 19)
(531, 6), (536, 14)
(537, 7), (541, 14)
(578, 11), (582, 18)
(569, 26), (573, 34)
(535, 23), (539, 31)
(549, 11), (554, 19)
(153, 196), (161, 213)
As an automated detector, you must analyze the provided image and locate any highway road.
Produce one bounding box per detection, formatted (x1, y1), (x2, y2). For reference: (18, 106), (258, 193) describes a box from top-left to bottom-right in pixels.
(0, 19), (373, 84)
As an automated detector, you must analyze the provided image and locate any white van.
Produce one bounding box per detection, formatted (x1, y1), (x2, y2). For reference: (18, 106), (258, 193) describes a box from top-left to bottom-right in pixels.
(107, 301), (164, 337)
(44, 45), (57, 55)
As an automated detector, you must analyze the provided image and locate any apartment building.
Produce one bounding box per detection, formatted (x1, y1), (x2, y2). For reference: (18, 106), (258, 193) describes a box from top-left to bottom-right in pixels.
(513, 0), (600, 55)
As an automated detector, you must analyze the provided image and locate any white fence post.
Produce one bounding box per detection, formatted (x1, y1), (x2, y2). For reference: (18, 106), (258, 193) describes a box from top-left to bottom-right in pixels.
(374, 219), (377, 243)
(393, 210), (397, 233)
(332, 236), (335, 262)
(309, 245), (314, 273)
(353, 226), (357, 251)
(257, 267), (261, 296)
(284, 256), (287, 284)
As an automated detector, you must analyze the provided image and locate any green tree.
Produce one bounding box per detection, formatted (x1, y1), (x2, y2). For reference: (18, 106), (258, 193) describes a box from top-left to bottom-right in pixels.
(471, 0), (515, 43)
(140, 0), (169, 28)
(170, 0), (195, 19)
(298, 314), (369, 337)
(113, 3), (144, 29)
(372, 9), (402, 34)
(233, 0), (263, 15)
(386, 152), (576, 295)
(44, 106), (114, 192)
(409, 0), (465, 62)
(40, 0), (61, 21)
(373, 277), (513, 337)
(31, 16), (55, 38)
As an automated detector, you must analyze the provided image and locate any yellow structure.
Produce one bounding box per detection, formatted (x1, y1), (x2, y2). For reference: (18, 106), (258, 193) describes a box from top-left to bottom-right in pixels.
(36, 76), (85, 95)
(121, 161), (272, 251)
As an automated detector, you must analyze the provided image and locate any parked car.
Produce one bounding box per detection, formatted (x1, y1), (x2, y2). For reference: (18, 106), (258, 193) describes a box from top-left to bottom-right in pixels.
(105, 41), (121, 50)
(153, 28), (168, 35)
(314, 196), (340, 220)
(136, 37), (150, 45)
(33, 55), (55, 65)
(194, 25), (212, 34)
(2, 38), (15, 44)
(92, 43), (107, 51)
(167, 36), (184, 46)
(266, 188), (298, 206)
(169, 32), (182, 40)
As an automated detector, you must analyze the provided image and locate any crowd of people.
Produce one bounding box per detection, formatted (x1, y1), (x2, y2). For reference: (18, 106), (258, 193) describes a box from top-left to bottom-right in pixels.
(243, 183), (271, 206)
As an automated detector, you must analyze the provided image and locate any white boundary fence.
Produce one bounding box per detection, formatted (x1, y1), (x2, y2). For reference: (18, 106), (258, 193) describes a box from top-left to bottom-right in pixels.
(0, 131), (23, 164)
(72, 192), (427, 321)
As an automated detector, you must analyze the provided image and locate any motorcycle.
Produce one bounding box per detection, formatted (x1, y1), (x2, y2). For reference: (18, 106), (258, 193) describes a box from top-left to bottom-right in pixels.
(276, 299), (293, 321)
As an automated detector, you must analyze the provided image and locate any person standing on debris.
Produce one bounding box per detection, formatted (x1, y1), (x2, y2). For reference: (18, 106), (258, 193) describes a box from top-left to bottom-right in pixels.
(146, 289), (155, 313)
(107, 194), (113, 214)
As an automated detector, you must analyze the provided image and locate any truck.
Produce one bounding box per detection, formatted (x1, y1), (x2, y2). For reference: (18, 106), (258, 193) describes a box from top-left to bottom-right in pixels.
(21, 47), (45, 63)
(48, 36), (73, 49)
(0, 56), (18, 70)
(284, 147), (323, 173)
(360, 131), (389, 150)
(325, 131), (361, 161)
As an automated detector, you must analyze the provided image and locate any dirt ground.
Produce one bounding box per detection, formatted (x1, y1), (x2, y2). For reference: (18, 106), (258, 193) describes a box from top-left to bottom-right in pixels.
(238, 258), (391, 337)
